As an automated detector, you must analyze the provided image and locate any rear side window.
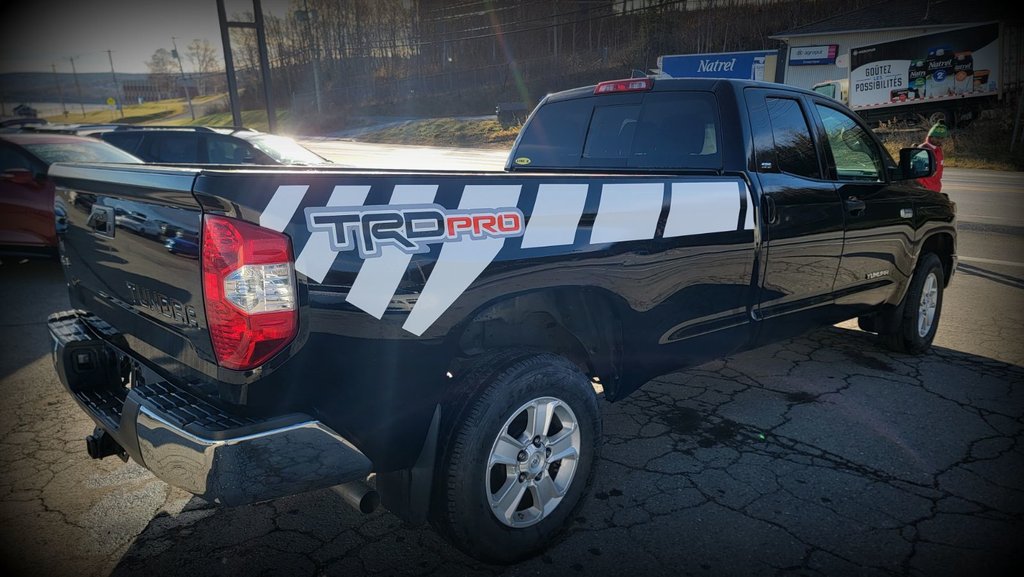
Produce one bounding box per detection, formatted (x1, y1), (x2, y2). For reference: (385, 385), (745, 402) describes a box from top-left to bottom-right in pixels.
(765, 97), (821, 179)
(101, 131), (145, 155)
(512, 99), (592, 167)
(22, 142), (141, 164)
(514, 91), (720, 170)
(0, 144), (35, 171)
(141, 133), (199, 163)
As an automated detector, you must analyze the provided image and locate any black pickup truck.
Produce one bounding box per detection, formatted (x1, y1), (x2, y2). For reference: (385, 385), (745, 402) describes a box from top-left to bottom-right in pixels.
(47, 78), (955, 562)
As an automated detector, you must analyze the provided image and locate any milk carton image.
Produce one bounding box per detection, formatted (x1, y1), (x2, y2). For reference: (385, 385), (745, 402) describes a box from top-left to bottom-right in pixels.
(926, 47), (954, 97)
(909, 59), (928, 98)
(954, 51), (974, 95)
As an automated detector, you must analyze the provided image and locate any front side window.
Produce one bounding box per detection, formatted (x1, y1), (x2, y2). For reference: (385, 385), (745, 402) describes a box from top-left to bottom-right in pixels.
(206, 136), (252, 164)
(765, 97), (821, 179)
(245, 135), (328, 165)
(815, 104), (884, 181)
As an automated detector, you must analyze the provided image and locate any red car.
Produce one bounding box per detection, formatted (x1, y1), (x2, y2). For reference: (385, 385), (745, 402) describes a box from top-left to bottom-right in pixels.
(0, 133), (141, 256)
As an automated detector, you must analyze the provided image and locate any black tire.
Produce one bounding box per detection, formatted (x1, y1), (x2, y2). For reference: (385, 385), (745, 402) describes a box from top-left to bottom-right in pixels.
(431, 351), (601, 564)
(880, 253), (944, 354)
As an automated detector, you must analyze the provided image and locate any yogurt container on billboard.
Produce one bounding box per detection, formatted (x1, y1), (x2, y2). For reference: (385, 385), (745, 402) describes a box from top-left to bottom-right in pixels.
(954, 51), (974, 95)
(909, 59), (928, 98)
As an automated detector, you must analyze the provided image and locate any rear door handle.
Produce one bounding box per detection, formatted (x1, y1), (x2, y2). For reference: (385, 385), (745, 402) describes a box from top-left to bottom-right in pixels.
(845, 196), (866, 217)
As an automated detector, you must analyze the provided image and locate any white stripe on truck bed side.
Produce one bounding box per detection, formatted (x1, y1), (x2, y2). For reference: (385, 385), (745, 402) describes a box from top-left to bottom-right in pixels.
(258, 179), (751, 335)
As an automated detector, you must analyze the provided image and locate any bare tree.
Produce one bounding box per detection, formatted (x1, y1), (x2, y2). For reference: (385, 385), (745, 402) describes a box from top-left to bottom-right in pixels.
(187, 38), (221, 95)
(146, 48), (176, 100)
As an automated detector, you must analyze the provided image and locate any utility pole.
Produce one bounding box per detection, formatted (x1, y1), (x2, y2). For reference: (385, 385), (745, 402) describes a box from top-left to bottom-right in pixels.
(51, 63), (67, 117)
(171, 37), (196, 120)
(106, 49), (124, 118)
(253, 0), (277, 132)
(216, 0), (276, 132)
(69, 57), (86, 118)
(216, 0), (243, 127)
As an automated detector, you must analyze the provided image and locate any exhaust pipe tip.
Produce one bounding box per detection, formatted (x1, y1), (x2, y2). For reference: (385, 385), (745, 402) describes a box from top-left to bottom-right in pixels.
(358, 488), (381, 514)
(332, 480), (379, 514)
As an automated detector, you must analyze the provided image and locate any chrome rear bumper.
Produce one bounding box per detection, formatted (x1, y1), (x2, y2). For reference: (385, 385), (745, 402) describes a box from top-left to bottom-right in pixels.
(49, 310), (371, 506)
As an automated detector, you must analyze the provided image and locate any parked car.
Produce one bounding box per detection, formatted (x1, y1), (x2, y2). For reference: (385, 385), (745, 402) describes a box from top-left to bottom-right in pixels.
(115, 211), (161, 238)
(97, 125), (331, 166)
(0, 117), (49, 133)
(164, 231), (200, 258)
(0, 133), (141, 256)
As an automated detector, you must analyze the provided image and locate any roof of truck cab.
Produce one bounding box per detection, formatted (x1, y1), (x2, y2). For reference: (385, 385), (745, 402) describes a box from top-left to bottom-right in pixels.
(542, 77), (818, 104)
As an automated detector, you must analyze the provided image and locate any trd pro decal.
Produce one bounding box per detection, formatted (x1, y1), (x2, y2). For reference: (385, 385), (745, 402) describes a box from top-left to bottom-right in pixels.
(305, 204), (525, 259)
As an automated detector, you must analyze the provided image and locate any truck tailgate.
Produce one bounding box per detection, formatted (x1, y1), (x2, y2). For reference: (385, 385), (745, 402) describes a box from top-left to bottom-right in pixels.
(50, 164), (215, 386)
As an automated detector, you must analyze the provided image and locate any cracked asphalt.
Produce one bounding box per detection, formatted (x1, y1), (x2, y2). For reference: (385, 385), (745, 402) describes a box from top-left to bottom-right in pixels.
(1, 232), (1022, 576)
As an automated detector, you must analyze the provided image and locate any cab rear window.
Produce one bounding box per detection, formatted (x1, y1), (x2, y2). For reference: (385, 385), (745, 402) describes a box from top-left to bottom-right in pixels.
(513, 91), (720, 170)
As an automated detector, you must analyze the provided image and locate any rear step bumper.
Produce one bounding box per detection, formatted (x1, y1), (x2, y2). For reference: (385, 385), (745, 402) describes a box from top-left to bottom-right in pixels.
(48, 310), (372, 506)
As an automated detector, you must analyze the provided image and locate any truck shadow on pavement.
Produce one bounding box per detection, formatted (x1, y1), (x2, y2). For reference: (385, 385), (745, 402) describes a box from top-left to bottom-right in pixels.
(957, 262), (1024, 290)
(106, 326), (1024, 577)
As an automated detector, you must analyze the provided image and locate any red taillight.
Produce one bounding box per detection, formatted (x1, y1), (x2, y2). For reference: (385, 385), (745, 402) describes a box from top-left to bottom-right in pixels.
(594, 77), (653, 95)
(202, 215), (297, 371)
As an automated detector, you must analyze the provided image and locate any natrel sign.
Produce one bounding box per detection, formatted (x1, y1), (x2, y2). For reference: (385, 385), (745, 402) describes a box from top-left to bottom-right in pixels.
(658, 50), (778, 81)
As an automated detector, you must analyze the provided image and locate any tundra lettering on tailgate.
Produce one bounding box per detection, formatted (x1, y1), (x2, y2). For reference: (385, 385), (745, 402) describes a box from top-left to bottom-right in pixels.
(125, 281), (199, 327)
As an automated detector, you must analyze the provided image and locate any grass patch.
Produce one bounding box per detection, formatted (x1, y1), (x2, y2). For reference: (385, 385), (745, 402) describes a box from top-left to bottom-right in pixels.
(358, 118), (520, 149)
(168, 109), (291, 132)
(44, 99), (186, 125)
(877, 109), (1024, 171)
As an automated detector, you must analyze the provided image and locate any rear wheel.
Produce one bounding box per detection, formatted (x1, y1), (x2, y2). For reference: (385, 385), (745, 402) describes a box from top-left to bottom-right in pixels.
(431, 352), (601, 564)
(880, 253), (944, 354)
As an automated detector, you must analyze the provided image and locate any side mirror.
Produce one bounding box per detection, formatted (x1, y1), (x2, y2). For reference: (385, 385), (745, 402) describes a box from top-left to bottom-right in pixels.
(898, 147), (935, 180)
(2, 168), (37, 186)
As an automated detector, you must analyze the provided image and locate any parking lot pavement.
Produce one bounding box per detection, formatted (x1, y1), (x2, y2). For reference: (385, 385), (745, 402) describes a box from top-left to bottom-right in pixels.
(1, 258), (1021, 577)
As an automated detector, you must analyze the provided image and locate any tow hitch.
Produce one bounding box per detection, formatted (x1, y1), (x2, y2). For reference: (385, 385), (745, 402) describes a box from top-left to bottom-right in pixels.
(85, 427), (127, 461)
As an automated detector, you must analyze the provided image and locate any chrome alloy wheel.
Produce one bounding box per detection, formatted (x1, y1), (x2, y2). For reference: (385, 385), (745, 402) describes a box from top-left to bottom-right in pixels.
(485, 396), (581, 528)
(917, 271), (939, 338)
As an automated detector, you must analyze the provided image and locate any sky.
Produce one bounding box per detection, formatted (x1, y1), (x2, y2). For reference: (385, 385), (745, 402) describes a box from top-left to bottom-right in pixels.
(0, 0), (292, 74)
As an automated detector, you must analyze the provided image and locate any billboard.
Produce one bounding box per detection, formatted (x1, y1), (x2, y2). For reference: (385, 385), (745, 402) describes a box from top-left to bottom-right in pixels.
(658, 50), (778, 81)
(789, 45), (838, 66)
(848, 23), (1000, 110)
